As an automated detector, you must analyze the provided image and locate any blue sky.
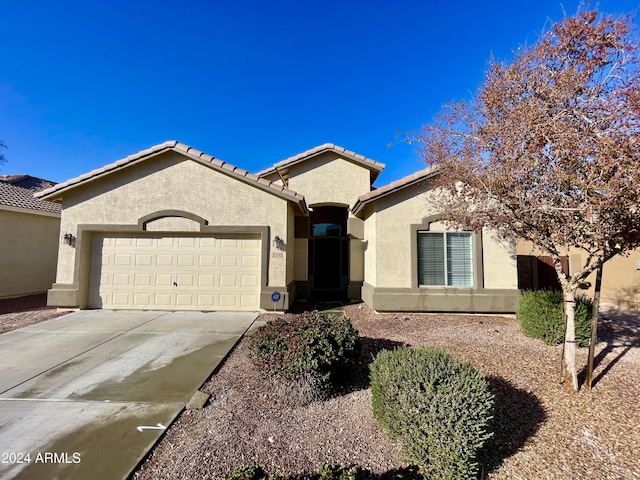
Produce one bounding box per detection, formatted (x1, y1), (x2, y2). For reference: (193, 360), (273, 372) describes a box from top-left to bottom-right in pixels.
(1, 0), (638, 187)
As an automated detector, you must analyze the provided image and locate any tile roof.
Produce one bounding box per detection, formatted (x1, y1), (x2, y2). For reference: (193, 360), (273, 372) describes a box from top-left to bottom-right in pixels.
(0, 175), (61, 214)
(351, 165), (439, 216)
(255, 143), (385, 183)
(35, 141), (308, 214)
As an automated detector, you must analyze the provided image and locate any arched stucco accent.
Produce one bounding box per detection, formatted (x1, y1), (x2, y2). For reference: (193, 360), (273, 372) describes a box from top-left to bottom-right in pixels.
(419, 214), (473, 232)
(138, 210), (209, 231)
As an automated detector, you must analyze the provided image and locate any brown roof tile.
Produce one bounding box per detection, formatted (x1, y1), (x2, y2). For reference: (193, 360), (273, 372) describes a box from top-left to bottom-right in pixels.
(351, 165), (439, 216)
(0, 175), (61, 214)
(35, 141), (308, 214)
(255, 143), (385, 181)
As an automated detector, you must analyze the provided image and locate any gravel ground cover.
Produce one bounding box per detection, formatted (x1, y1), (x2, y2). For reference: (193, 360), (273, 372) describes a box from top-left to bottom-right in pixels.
(1, 298), (637, 479)
(131, 303), (640, 480)
(0, 294), (67, 333)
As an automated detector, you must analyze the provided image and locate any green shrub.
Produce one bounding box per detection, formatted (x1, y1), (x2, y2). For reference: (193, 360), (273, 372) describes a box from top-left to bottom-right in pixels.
(246, 311), (361, 391)
(226, 463), (373, 480)
(517, 290), (594, 347)
(370, 347), (494, 479)
(226, 464), (267, 480)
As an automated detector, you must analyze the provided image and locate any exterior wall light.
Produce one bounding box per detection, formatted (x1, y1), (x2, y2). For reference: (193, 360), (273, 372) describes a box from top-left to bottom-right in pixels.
(61, 233), (75, 245)
(272, 235), (286, 251)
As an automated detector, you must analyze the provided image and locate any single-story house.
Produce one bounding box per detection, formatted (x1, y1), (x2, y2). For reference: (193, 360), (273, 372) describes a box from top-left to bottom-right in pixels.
(36, 141), (520, 312)
(0, 175), (61, 299)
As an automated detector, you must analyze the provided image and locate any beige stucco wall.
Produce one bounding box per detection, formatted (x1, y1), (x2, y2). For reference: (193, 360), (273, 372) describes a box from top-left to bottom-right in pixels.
(286, 205), (295, 283)
(0, 208), (60, 298)
(286, 153), (371, 207)
(293, 239), (308, 281)
(363, 205), (377, 287)
(517, 240), (640, 308)
(368, 184), (440, 288)
(53, 152), (293, 306)
(482, 228), (518, 289)
(365, 185), (518, 289)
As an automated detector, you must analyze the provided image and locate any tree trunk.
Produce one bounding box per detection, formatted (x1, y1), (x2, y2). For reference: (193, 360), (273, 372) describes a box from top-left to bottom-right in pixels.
(563, 287), (579, 391)
(585, 267), (603, 389)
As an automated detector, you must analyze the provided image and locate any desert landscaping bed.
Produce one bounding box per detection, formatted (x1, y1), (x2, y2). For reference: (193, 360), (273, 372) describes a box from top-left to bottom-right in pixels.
(0, 294), (67, 334)
(1, 299), (638, 478)
(130, 303), (640, 480)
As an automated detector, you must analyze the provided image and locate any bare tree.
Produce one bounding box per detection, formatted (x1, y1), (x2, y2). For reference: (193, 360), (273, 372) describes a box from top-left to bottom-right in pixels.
(417, 10), (640, 391)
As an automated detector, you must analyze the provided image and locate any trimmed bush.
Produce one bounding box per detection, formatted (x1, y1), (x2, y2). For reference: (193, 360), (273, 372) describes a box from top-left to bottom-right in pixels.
(246, 311), (361, 396)
(517, 289), (594, 347)
(226, 463), (373, 480)
(370, 347), (494, 479)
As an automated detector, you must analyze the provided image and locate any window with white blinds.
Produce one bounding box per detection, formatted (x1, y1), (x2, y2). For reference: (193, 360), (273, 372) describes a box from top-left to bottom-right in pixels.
(418, 232), (473, 287)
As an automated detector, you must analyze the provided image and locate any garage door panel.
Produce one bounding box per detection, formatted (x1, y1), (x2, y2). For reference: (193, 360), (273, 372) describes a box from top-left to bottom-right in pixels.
(178, 255), (195, 267)
(218, 294), (238, 308)
(114, 254), (132, 266)
(241, 275), (258, 287)
(136, 254), (153, 266)
(200, 237), (216, 247)
(176, 294), (195, 307)
(199, 254), (216, 267)
(219, 275), (237, 287)
(220, 239), (237, 248)
(135, 238), (154, 247)
(198, 274), (215, 287)
(197, 294), (215, 307)
(155, 274), (173, 287)
(157, 237), (175, 247)
(89, 234), (261, 311)
(176, 274), (194, 287)
(134, 273), (152, 286)
(243, 239), (260, 248)
(133, 293), (151, 306)
(154, 293), (173, 307)
(113, 273), (131, 286)
(112, 293), (131, 306)
(156, 254), (174, 267)
(115, 238), (133, 247)
(220, 255), (237, 267)
(241, 295), (258, 307)
(242, 255), (259, 267)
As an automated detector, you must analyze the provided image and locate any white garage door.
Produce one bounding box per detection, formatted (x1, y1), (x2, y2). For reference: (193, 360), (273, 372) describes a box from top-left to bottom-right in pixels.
(88, 234), (261, 310)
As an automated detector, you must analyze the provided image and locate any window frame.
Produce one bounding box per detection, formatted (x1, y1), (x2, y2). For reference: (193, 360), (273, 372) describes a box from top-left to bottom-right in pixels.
(417, 230), (474, 288)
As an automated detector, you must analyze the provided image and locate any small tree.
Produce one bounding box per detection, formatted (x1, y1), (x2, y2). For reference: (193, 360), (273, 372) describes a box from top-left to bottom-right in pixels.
(417, 10), (640, 391)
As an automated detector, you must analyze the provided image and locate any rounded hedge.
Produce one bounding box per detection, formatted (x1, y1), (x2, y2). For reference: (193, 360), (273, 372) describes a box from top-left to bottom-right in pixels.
(517, 290), (593, 347)
(370, 347), (494, 479)
(246, 311), (361, 386)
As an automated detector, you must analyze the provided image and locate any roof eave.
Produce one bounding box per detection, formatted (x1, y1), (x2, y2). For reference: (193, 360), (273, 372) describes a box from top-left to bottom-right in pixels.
(35, 141), (309, 214)
(35, 141), (179, 202)
(351, 167), (440, 216)
(256, 144), (385, 180)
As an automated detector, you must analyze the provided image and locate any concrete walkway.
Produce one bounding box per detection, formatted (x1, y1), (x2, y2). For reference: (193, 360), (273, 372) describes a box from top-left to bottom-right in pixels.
(0, 310), (257, 480)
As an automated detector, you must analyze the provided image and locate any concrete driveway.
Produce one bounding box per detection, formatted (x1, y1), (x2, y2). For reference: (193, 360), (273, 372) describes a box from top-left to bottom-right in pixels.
(0, 309), (258, 480)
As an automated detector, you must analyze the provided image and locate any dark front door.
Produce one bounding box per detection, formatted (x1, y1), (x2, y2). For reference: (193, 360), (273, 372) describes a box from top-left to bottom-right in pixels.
(313, 238), (342, 289)
(308, 206), (348, 299)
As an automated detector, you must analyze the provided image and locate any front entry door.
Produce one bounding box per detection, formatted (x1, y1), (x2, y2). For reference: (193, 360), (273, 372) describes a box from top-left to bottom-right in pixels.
(308, 206), (348, 300)
(313, 238), (342, 289)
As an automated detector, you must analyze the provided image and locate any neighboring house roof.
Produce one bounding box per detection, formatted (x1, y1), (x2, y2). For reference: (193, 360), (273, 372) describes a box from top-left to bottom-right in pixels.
(255, 143), (386, 185)
(351, 165), (439, 216)
(35, 141), (308, 214)
(0, 174), (61, 214)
